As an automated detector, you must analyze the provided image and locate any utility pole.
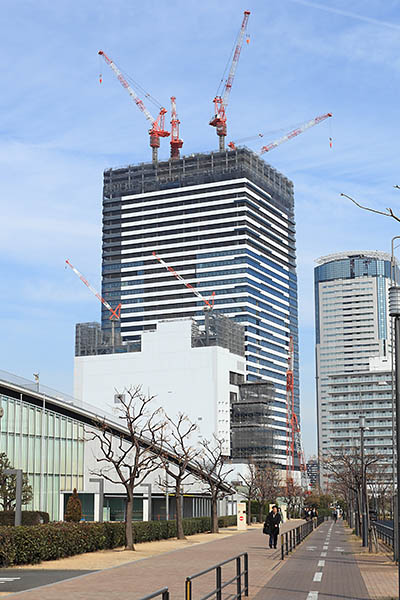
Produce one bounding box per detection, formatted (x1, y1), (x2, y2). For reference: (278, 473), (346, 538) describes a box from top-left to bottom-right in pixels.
(389, 284), (400, 599)
(359, 416), (368, 547)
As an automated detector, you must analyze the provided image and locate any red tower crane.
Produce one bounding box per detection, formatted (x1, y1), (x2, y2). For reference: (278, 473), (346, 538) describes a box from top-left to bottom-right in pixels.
(210, 10), (250, 152)
(170, 96), (183, 160)
(228, 112), (332, 153)
(98, 50), (170, 164)
(286, 336), (307, 490)
(65, 259), (121, 349)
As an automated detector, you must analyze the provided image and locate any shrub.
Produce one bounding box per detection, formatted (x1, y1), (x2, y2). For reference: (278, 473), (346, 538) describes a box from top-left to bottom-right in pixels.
(0, 511), (49, 526)
(64, 489), (82, 522)
(0, 515), (237, 566)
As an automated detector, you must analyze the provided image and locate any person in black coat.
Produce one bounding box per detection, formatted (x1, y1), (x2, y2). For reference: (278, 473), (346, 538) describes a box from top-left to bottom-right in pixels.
(264, 505), (282, 549)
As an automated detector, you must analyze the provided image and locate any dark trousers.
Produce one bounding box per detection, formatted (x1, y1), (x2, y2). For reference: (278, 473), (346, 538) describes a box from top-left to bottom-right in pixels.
(269, 529), (279, 548)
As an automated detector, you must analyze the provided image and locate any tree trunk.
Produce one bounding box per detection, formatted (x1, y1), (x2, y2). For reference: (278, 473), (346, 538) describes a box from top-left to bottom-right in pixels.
(176, 487), (185, 540)
(125, 493), (134, 550)
(211, 495), (219, 533)
(258, 501), (264, 523)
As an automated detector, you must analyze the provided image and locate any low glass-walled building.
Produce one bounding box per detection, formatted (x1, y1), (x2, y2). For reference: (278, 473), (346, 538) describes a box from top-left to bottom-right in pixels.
(0, 370), (234, 521)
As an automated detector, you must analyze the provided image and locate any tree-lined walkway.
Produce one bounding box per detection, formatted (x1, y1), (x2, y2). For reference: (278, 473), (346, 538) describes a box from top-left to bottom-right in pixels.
(1, 521), (298, 599)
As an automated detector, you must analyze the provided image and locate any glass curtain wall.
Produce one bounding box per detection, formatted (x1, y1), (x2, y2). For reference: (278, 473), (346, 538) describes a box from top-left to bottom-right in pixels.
(0, 392), (85, 520)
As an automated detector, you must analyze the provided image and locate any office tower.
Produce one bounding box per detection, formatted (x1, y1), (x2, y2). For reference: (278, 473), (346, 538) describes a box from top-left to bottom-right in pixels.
(314, 251), (393, 468)
(101, 148), (299, 464)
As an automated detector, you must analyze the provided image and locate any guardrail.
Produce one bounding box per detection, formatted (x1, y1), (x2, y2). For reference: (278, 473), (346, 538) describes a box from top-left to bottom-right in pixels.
(281, 516), (325, 560)
(185, 552), (248, 600)
(373, 521), (394, 549)
(138, 588), (169, 600)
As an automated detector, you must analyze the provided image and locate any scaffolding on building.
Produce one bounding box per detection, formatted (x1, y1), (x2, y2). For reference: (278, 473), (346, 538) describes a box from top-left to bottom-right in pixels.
(231, 381), (275, 464)
(103, 147), (294, 213)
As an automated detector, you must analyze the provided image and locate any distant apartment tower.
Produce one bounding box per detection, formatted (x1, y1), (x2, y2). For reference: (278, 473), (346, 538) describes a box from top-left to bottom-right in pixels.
(101, 148), (299, 465)
(326, 357), (392, 484)
(314, 251), (393, 465)
(306, 457), (319, 488)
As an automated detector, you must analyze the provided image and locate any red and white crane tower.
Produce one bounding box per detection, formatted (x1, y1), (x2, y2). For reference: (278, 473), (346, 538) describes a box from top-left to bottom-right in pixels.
(286, 336), (307, 491)
(228, 112), (332, 153)
(65, 259), (121, 349)
(170, 96), (183, 160)
(98, 50), (170, 164)
(210, 10), (250, 152)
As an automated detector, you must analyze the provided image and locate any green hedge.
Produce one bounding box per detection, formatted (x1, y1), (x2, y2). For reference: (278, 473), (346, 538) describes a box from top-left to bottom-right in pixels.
(0, 512), (50, 526)
(0, 515), (237, 567)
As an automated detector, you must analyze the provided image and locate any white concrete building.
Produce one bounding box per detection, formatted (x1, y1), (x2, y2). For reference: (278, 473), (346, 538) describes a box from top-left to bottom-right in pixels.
(74, 319), (245, 456)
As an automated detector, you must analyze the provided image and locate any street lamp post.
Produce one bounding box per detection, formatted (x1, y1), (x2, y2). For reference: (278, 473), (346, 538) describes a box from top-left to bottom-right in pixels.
(4, 469), (22, 526)
(89, 478), (104, 522)
(359, 416), (368, 547)
(388, 285), (400, 597)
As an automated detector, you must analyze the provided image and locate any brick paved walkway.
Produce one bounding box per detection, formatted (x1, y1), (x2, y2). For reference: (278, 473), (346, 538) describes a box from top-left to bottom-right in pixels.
(254, 520), (370, 600)
(4, 521), (301, 599)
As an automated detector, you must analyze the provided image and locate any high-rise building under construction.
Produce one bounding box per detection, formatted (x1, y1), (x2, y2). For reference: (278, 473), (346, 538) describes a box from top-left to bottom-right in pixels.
(101, 147), (299, 462)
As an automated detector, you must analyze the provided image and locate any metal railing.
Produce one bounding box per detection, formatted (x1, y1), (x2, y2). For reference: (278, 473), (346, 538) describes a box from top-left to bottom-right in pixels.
(138, 588), (169, 600)
(373, 521), (394, 549)
(281, 516), (325, 560)
(185, 552), (248, 600)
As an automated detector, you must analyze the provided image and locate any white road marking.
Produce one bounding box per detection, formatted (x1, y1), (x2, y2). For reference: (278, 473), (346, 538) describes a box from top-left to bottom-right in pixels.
(0, 578), (21, 584)
(307, 546), (318, 550)
(307, 593), (319, 600)
(318, 560), (325, 567)
(334, 547), (345, 552)
(313, 572), (323, 582)
(320, 552), (327, 557)
(323, 545), (328, 550)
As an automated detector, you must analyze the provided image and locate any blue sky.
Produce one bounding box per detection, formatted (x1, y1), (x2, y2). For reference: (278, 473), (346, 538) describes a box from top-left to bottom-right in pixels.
(1, 0), (400, 456)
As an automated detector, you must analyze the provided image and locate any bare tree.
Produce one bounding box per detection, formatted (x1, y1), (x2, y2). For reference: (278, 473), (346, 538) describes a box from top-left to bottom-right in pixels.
(255, 462), (282, 522)
(280, 478), (304, 519)
(87, 387), (166, 550)
(195, 437), (234, 533)
(159, 413), (199, 539)
(341, 193), (400, 223)
(239, 461), (258, 525)
(322, 446), (383, 535)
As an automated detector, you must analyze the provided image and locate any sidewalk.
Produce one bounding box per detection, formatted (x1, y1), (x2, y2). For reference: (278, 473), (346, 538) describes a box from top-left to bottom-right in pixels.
(2, 520), (301, 599)
(253, 519), (370, 599)
(348, 527), (398, 599)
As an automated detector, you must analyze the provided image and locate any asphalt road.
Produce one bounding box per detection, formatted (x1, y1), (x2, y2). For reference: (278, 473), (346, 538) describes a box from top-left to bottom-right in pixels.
(0, 569), (96, 593)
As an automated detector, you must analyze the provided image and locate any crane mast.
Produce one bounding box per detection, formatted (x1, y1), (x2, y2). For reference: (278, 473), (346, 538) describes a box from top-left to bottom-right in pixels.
(210, 10), (250, 152)
(170, 96), (183, 160)
(286, 336), (307, 491)
(98, 50), (170, 164)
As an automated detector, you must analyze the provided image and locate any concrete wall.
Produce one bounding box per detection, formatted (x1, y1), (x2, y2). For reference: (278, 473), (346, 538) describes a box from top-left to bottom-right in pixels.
(74, 319), (244, 455)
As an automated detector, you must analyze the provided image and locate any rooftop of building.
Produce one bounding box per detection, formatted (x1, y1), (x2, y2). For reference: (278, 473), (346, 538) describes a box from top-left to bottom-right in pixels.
(315, 250), (392, 265)
(103, 147), (294, 213)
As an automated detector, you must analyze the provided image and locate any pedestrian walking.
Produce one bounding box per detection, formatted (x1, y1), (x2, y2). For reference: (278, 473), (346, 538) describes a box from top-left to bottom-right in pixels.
(332, 508), (338, 523)
(264, 505), (282, 549)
